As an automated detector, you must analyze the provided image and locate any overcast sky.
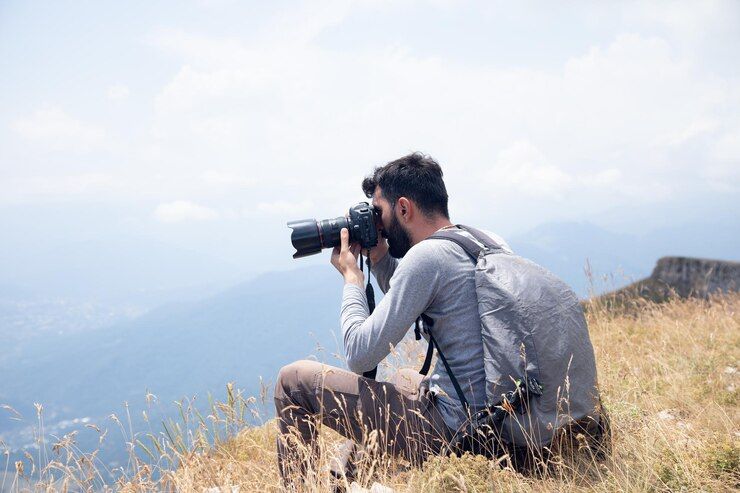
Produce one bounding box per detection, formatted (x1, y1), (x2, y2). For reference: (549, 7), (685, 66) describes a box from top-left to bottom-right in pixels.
(1, 0), (738, 273)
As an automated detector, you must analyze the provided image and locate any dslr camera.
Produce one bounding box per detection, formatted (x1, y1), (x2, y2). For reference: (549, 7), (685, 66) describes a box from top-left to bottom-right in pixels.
(288, 202), (379, 259)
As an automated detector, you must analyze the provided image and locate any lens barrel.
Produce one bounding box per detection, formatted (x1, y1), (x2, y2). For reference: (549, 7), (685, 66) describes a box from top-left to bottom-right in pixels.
(317, 217), (348, 250)
(288, 217), (349, 259)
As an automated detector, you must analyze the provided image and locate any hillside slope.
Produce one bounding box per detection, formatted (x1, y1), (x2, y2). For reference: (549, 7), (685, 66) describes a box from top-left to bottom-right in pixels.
(5, 292), (736, 492)
(182, 294), (740, 492)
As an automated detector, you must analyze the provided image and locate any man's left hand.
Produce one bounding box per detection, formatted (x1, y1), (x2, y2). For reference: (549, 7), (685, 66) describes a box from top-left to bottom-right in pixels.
(331, 228), (364, 287)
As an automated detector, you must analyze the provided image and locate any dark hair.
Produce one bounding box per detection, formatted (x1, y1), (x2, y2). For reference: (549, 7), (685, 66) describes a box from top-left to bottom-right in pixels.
(362, 152), (449, 219)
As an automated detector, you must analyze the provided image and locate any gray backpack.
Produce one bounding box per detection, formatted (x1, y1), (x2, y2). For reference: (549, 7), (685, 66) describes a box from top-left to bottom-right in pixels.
(418, 225), (600, 450)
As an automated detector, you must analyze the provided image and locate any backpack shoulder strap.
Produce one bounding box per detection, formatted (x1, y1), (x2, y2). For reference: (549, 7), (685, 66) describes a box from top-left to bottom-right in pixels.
(416, 314), (471, 413)
(428, 225), (505, 262)
(419, 225), (507, 414)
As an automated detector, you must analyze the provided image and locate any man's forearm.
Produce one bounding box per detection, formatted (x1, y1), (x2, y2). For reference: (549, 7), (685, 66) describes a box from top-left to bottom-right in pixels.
(370, 252), (397, 293)
(340, 284), (377, 373)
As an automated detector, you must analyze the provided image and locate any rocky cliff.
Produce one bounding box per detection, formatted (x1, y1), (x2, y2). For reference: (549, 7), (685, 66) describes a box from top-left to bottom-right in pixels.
(595, 256), (740, 308)
(650, 256), (740, 298)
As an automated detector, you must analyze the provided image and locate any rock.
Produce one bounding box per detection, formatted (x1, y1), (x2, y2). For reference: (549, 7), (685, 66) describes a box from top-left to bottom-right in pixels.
(593, 256), (740, 309)
(349, 482), (394, 493)
(650, 257), (740, 299)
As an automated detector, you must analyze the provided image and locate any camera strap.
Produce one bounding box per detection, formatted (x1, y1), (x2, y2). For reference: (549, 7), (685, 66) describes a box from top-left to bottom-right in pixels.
(361, 251), (378, 380)
(363, 254), (376, 314)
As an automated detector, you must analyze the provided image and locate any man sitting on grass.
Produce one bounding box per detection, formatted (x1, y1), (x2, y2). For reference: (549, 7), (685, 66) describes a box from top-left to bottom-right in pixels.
(274, 152), (604, 487)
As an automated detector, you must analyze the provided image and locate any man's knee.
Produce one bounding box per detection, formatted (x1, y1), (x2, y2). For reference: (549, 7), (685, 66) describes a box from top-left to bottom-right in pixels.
(274, 359), (322, 403)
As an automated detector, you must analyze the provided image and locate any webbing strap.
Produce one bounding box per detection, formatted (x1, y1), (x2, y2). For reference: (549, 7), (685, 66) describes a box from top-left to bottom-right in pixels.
(416, 314), (470, 412)
(458, 225), (505, 251)
(416, 315), (434, 375)
(362, 252), (378, 380)
(430, 330), (470, 412)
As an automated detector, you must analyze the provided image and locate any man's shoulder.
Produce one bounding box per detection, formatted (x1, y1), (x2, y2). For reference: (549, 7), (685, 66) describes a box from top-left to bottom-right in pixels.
(423, 227), (514, 255)
(402, 231), (479, 268)
(398, 227), (513, 273)
(392, 238), (458, 276)
(402, 239), (448, 265)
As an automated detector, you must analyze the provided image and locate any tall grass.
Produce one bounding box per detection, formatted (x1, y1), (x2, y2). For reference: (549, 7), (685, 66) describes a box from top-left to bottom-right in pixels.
(3, 294), (738, 492)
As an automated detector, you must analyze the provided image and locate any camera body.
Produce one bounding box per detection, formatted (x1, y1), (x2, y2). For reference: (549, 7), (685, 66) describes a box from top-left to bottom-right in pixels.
(288, 202), (379, 259)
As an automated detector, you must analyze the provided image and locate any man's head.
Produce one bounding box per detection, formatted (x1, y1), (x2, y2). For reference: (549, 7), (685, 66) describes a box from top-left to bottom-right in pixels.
(362, 153), (450, 258)
(362, 152), (449, 219)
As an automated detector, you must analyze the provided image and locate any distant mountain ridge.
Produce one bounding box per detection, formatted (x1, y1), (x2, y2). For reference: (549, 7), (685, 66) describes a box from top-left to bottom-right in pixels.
(0, 265), (347, 464)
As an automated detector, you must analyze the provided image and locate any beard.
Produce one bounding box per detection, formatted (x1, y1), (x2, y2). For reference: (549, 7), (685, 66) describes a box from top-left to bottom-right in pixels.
(386, 213), (412, 259)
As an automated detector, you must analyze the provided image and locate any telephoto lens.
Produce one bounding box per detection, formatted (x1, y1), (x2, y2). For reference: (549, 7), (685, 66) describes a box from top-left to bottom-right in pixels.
(288, 202), (378, 259)
(287, 217), (349, 259)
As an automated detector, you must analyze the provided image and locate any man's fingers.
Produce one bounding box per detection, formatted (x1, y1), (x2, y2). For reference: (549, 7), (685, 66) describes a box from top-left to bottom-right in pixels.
(340, 228), (350, 251)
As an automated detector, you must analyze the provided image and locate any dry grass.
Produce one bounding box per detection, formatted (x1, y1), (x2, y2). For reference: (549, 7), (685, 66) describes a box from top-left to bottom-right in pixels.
(3, 294), (739, 492)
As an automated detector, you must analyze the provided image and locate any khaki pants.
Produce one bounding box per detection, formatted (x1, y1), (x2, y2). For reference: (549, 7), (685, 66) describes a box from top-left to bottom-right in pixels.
(274, 360), (453, 482)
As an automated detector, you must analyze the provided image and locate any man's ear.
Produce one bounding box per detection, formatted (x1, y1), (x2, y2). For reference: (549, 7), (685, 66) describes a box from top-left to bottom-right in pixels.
(397, 197), (412, 222)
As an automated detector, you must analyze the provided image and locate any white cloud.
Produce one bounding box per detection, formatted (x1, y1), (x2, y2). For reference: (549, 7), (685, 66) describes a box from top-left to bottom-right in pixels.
(0, 174), (121, 204)
(655, 119), (719, 150)
(634, 1), (738, 40)
(486, 141), (624, 201)
(148, 29), (251, 68)
(487, 140), (573, 199)
(256, 200), (315, 216)
(704, 128), (740, 191)
(582, 169), (622, 188)
(107, 84), (130, 100)
(153, 64), (251, 115)
(138, 25), (739, 234)
(12, 107), (105, 152)
(709, 128), (740, 162)
(201, 171), (254, 188)
(4, 2), (738, 237)
(190, 116), (244, 146)
(154, 201), (221, 222)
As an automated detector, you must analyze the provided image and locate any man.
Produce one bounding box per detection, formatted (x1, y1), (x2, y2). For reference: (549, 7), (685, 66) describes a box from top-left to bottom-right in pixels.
(274, 152), (601, 485)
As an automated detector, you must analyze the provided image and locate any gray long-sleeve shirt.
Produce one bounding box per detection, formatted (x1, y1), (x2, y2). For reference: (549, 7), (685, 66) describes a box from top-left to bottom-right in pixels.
(340, 229), (512, 431)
